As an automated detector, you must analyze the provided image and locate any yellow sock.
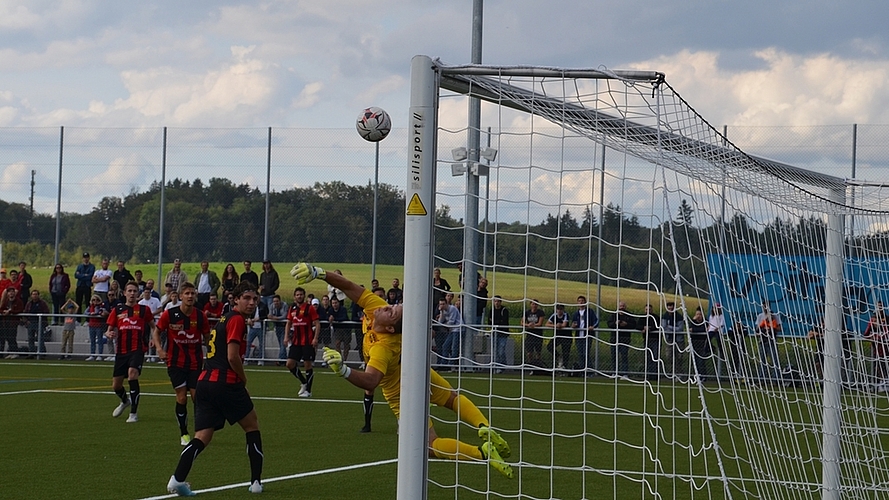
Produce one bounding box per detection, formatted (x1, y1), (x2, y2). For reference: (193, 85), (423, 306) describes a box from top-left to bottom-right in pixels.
(431, 438), (483, 460)
(453, 394), (488, 429)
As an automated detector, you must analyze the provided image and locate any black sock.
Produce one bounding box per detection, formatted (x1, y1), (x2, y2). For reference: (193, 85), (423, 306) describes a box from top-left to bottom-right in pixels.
(115, 387), (129, 404)
(246, 430), (263, 484)
(290, 368), (306, 384)
(174, 438), (205, 482)
(306, 369), (314, 392)
(175, 402), (188, 435)
(128, 379), (140, 414)
(363, 393), (374, 428)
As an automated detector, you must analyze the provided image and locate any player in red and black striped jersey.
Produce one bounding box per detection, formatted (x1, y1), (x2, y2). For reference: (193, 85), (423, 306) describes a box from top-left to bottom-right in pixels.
(105, 281), (155, 423)
(153, 282), (211, 445)
(283, 286), (320, 397)
(167, 281), (264, 496)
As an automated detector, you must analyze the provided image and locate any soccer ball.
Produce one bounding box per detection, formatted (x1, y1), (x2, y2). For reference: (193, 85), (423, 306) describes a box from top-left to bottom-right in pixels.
(356, 107), (391, 142)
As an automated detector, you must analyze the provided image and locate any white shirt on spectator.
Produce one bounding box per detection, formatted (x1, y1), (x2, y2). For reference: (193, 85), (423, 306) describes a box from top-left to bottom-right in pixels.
(139, 296), (162, 315)
(197, 272), (212, 294)
(93, 269), (113, 293)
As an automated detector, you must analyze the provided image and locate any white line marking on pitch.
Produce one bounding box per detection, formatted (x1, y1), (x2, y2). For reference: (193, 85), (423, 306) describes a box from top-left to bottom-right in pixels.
(134, 458), (396, 500)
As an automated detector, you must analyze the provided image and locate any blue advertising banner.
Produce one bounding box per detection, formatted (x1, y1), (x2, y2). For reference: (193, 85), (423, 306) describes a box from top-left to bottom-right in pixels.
(706, 254), (889, 337)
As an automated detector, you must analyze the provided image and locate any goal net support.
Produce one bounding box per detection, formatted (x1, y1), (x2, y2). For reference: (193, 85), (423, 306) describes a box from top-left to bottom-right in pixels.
(400, 54), (889, 499)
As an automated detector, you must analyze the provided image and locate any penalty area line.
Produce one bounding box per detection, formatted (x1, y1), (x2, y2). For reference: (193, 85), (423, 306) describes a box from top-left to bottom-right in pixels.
(134, 458), (397, 500)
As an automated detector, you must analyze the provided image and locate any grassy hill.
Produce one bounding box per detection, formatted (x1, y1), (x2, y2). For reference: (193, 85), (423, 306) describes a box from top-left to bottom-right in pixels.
(22, 261), (707, 315)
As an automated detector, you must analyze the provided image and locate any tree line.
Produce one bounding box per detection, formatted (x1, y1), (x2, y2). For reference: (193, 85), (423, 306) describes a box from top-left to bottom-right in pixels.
(2, 178), (884, 296)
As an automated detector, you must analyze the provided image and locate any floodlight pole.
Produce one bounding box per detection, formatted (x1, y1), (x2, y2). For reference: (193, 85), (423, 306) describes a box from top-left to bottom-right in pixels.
(460, 0), (483, 367)
(156, 127), (167, 286)
(372, 140), (380, 280)
(263, 127), (271, 261)
(53, 126), (63, 266)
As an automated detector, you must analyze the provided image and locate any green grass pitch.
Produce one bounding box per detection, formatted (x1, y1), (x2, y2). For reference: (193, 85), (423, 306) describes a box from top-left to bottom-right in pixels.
(2, 359), (883, 499)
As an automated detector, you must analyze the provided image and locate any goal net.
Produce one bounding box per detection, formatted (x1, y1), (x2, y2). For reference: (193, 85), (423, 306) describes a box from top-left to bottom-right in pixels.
(400, 55), (889, 499)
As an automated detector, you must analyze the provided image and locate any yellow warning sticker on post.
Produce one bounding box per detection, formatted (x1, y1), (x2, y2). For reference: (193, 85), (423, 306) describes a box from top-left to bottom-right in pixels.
(406, 193), (428, 216)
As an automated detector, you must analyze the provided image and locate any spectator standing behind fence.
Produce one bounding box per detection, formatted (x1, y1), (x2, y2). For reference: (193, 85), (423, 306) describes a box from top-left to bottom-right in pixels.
(92, 258), (113, 304)
(432, 268), (451, 315)
(221, 263), (239, 296)
(139, 288), (163, 316)
(246, 298), (269, 365)
(707, 304), (726, 379)
(85, 295), (108, 361)
(641, 304), (661, 381)
(203, 293), (224, 330)
(0, 270), (11, 296)
(522, 299), (546, 374)
(688, 307), (709, 381)
(17, 262), (32, 304)
(60, 298), (79, 360)
(315, 295), (331, 349)
(24, 290), (49, 358)
(267, 294), (288, 365)
(165, 259), (188, 294)
(330, 297), (351, 365)
(144, 279), (160, 299)
(754, 302), (782, 383)
(240, 260), (258, 288)
(102, 289), (122, 361)
(474, 277), (489, 326)
(0, 287), (23, 358)
(662, 301), (686, 379)
(133, 270), (146, 293)
(490, 295), (511, 372)
(437, 296), (462, 368)
(807, 319), (825, 381)
(195, 260), (221, 311)
(608, 301), (636, 377)
(48, 264), (71, 324)
(113, 261), (134, 291)
(8, 270), (22, 297)
(74, 252), (95, 314)
(864, 301), (889, 392)
(258, 260), (279, 310)
(351, 295), (366, 369)
(546, 304), (571, 371)
(390, 278), (404, 304)
(327, 269), (347, 305)
(571, 296), (598, 372)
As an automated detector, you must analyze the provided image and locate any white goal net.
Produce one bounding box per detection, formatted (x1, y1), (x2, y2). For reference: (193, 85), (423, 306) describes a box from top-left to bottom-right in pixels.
(400, 55), (889, 500)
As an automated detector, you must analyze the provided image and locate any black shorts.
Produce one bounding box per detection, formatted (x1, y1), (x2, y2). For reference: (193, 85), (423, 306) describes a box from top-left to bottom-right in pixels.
(168, 366), (201, 390)
(113, 351), (145, 378)
(288, 344), (316, 363)
(194, 380), (254, 432)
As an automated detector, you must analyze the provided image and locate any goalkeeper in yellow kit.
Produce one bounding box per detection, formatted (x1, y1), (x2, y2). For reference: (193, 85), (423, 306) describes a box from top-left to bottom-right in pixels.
(291, 262), (513, 478)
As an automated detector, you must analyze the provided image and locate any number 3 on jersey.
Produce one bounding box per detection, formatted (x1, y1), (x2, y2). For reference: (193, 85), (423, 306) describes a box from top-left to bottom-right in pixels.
(206, 316), (225, 359)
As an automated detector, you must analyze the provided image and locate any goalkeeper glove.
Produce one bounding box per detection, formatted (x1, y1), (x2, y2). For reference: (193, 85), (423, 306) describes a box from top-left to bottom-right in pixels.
(290, 262), (326, 285)
(322, 347), (351, 378)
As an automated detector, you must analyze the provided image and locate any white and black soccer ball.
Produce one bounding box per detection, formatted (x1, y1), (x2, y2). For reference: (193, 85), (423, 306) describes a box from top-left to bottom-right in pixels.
(356, 107), (392, 142)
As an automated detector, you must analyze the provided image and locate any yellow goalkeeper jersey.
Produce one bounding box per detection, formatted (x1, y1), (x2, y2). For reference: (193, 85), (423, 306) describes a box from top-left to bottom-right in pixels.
(358, 289), (404, 418)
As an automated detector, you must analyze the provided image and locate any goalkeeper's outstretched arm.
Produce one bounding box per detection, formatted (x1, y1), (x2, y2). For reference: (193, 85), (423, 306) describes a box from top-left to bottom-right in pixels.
(322, 346), (382, 391)
(291, 263), (365, 304)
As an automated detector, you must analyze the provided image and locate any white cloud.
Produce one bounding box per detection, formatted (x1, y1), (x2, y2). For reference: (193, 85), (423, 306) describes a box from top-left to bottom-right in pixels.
(630, 49), (889, 127)
(292, 82), (324, 109)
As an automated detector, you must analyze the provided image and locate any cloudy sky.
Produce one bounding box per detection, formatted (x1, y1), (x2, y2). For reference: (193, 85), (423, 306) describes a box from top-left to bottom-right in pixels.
(2, 0), (889, 215)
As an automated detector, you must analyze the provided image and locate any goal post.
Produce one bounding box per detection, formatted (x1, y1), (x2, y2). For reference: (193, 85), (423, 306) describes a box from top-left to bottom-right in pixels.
(402, 54), (889, 499)
(398, 55), (438, 500)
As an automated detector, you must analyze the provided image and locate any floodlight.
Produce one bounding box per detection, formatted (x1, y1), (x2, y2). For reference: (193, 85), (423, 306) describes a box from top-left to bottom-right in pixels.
(451, 162), (467, 176)
(480, 147), (498, 162)
(451, 147), (468, 162)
